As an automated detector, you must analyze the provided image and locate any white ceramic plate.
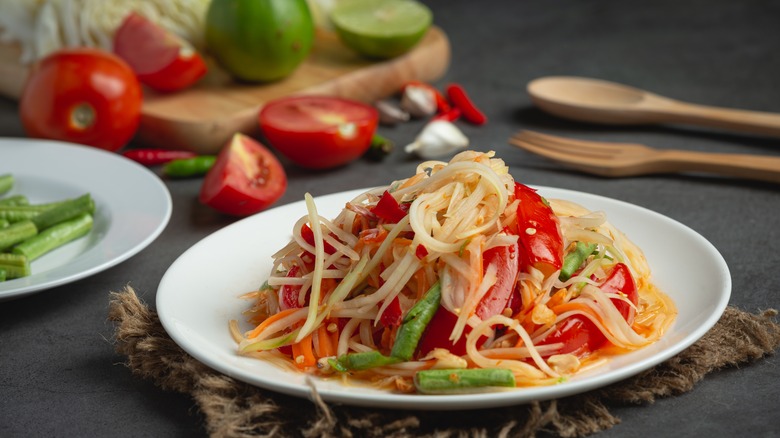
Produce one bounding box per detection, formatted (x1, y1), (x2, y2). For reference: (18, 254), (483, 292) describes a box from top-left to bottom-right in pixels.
(0, 139), (171, 300)
(157, 187), (730, 410)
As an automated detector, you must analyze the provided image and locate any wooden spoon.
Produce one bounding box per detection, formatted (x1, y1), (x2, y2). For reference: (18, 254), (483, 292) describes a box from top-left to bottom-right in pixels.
(527, 76), (780, 137)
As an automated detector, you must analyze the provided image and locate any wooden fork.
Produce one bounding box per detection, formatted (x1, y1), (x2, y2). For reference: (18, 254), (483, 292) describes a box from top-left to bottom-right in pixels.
(509, 130), (780, 183)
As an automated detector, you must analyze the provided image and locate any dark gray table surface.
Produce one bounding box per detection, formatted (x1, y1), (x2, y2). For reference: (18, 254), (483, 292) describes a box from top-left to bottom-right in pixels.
(2, 1), (779, 436)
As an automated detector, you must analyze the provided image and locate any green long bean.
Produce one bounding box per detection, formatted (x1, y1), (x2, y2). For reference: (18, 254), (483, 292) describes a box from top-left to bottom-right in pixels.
(414, 368), (516, 394)
(390, 282), (441, 361)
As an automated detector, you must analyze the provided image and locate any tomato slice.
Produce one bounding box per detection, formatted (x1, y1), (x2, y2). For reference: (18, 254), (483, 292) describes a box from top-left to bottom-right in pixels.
(475, 238), (520, 320)
(416, 307), (468, 357)
(514, 183), (564, 278)
(19, 48), (142, 152)
(113, 12), (207, 92)
(258, 96), (378, 169)
(537, 263), (639, 357)
(199, 134), (287, 216)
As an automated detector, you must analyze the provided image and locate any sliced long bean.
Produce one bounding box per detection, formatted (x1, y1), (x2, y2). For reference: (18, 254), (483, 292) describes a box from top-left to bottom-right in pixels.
(0, 220), (37, 251)
(0, 174), (12, 195)
(30, 194), (94, 231)
(0, 219), (8, 229)
(0, 195), (29, 207)
(559, 242), (597, 281)
(0, 253), (31, 279)
(390, 282), (441, 361)
(13, 213), (93, 261)
(334, 350), (401, 371)
(414, 368), (516, 394)
(0, 268), (5, 282)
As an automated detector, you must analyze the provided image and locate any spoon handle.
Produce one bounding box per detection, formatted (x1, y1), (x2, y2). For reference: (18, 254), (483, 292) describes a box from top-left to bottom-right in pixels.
(655, 99), (780, 137)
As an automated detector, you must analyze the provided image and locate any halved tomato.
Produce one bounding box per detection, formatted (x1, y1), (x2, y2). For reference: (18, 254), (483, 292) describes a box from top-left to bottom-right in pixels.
(199, 133), (287, 216)
(113, 12), (207, 92)
(258, 96), (378, 169)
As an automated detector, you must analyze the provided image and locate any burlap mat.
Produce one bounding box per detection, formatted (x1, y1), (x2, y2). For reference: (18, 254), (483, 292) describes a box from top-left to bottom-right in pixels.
(108, 286), (780, 438)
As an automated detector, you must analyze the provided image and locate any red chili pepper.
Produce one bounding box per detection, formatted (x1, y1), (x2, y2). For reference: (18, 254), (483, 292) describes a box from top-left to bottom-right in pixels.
(415, 244), (429, 260)
(514, 183), (564, 278)
(403, 81), (451, 113)
(446, 83), (487, 125)
(122, 148), (197, 166)
(300, 223), (338, 254)
(372, 190), (409, 223)
(433, 107), (461, 122)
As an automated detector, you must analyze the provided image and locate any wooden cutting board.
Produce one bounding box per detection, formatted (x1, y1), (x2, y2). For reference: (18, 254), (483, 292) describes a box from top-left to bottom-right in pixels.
(0, 27), (450, 154)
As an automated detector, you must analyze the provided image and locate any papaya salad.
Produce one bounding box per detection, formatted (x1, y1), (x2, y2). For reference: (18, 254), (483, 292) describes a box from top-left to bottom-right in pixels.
(230, 150), (676, 394)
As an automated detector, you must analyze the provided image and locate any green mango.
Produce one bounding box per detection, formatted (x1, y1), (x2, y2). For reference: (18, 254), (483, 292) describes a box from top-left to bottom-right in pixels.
(205, 0), (314, 82)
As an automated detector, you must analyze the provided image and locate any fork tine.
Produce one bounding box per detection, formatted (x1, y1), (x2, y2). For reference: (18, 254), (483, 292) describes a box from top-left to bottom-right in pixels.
(514, 130), (623, 156)
(509, 137), (604, 171)
(511, 131), (614, 159)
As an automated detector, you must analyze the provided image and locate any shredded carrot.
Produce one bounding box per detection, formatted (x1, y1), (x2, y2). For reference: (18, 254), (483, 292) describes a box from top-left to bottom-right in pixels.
(317, 323), (335, 357)
(319, 278), (337, 304)
(246, 307), (298, 339)
(291, 333), (316, 369)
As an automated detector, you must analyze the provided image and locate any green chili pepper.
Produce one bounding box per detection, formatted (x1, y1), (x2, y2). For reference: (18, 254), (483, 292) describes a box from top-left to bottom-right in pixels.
(390, 282), (441, 361)
(364, 134), (394, 161)
(414, 368), (516, 394)
(163, 155), (216, 178)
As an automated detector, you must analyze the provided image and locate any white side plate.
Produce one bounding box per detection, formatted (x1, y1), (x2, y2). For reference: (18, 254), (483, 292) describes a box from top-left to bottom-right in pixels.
(1, 139), (172, 300)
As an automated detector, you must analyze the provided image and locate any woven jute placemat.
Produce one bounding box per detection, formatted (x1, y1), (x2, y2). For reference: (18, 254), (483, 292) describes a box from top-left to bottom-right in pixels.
(108, 286), (780, 438)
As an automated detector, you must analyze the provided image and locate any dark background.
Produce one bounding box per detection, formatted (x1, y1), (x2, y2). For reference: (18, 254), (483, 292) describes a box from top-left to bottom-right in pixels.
(2, 0), (779, 436)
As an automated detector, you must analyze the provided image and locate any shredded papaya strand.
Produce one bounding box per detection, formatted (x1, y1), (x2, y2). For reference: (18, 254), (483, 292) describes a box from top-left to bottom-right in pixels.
(414, 268), (429, 299)
(246, 307), (299, 339)
(551, 302), (607, 328)
(291, 332), (316, 369)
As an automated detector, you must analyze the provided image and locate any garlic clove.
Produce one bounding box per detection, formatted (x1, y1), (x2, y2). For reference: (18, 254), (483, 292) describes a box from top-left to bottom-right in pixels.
(375, 100), (410, 126)
(400, 84), (437, 118)
(404, 120), (469, 159)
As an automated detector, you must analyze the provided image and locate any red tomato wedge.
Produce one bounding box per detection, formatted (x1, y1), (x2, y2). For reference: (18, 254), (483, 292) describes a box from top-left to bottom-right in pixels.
(258, 96), (378, 169)
(475, 238), (520, 320)
(19, 48), (142, 152)
(537, 263), (639, 357)
(199, 134), (287, 216)
(514, 183), (564, 278)
(113, 12), (206, 92)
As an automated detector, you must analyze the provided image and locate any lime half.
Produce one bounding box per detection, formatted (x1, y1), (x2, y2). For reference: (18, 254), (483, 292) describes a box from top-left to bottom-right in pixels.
(331, 0), (433, 59)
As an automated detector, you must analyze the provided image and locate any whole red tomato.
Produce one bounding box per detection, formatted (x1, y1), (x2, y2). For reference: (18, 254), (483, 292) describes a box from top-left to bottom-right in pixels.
(199, 133), (287, 216)
(19, 48), (142, 152)
(113, 12), (207, 92)
(258, 96), (378, 169)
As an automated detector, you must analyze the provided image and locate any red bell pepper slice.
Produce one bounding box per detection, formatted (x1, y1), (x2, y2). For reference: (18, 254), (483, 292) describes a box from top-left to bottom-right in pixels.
(372, 190), (409, 223)
(514, 182), (564, 278)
